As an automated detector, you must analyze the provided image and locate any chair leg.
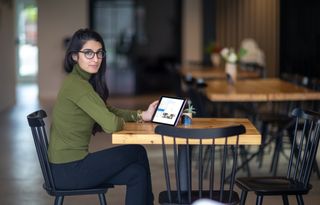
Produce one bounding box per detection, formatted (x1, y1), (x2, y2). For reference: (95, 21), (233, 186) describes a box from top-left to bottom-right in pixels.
(282, 195), (289, 205)
(98, 193), (107, 205)
(256, 195), (263, 205)
(270, 136), (282, 176)
(239, 190), (248, 205)
(257, 122), (269, 168)
(240, 146), (251, 176)
(54, 196), (64, 205)
(296, 195), (304, 205)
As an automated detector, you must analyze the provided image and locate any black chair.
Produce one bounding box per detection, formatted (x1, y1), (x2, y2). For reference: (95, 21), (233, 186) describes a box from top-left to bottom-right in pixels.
(245, 72), (300, 172)
(236, 108), (320, 205)
(238, 62), (265, 79)
(186, 80), (213, 118)
(308, 77), (320, 111)
(27, 110), (113, 205)
(261, 74), (310, 175)
(155, 124), (246, 204)
(255, 101), (293, 172)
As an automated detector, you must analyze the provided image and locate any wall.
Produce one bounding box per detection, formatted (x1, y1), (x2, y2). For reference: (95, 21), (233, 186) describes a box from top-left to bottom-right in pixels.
(216, 0), (279, 77)
(38, 0), (88, 100)
(280, 0), (320, 78)
(181, 0), (202, 65)
(0, 1), (16, 112)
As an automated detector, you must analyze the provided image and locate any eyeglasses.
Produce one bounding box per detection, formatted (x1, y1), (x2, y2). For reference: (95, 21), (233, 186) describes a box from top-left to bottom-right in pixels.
(78, 49), (106, 59)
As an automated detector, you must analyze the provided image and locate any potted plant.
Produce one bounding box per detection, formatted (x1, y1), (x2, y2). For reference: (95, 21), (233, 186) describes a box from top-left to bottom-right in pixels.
(205, 41), (222, 67)
(182, 100), (196, 125)
(220, 47), (247, 64)
(220, 47), (247, 83)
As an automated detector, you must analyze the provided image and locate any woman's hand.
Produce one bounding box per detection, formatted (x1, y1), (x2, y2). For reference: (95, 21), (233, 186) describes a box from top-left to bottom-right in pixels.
(142, 100), (159, 121)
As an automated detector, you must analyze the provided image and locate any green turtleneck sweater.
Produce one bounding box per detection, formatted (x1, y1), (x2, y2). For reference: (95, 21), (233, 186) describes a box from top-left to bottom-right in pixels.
(48, 64), (139, 164)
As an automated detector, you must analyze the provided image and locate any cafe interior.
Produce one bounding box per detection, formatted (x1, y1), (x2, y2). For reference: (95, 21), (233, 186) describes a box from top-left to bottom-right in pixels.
(1, 0), (320, 204)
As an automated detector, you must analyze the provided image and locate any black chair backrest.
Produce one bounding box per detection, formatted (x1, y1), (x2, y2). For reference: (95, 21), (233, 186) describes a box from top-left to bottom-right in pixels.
(186, 83), (208, 117)
(239, 62), (265, 78)
(27, 110), (56, 193)
(308, 78), (320, 111)
(155, 124), (246, 204)
(287, 108), (320, 186)
(164, 62), (184, 98)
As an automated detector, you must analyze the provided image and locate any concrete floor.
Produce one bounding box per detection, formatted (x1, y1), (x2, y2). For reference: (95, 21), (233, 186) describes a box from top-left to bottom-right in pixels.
(1, 83), (320, 205)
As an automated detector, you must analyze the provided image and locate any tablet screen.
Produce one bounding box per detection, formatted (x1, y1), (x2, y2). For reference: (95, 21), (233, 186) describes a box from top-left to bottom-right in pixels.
(151, 96), (187, 126)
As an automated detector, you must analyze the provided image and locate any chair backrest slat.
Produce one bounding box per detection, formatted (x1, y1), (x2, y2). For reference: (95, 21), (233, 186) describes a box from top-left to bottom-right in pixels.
(306, 123), (320, 182)
(209, 143), (215, 199)
(155, 124), (246, 204)
(228, 136), (239, 202)
(298, 121), (313, 181)
(286, 108), (320, 187)
(198, 139), (203, 198)
(173, 137), (181, 203)
(161, 135), (172, 202)
(27, 110), (56, 192)
(186, 139), (192, 202)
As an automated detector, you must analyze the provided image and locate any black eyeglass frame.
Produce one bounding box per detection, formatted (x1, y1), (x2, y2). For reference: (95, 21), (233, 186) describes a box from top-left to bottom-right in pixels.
(78, 49), (106, 59)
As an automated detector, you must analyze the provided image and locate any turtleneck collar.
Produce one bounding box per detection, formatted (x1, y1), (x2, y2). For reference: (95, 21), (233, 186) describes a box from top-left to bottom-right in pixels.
(72, 64), (91, 81)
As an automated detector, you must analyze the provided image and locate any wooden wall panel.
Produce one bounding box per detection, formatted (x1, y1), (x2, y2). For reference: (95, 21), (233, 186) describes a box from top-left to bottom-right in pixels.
(216, 0), (279, 77)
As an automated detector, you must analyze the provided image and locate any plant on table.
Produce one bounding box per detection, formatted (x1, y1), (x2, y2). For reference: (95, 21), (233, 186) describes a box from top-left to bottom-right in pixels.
(184, 100), (196, 115)
(220, 47), (247, 64)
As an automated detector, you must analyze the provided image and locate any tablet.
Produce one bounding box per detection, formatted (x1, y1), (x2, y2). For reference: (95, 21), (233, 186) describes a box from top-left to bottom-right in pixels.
(151, 96), (187, 126)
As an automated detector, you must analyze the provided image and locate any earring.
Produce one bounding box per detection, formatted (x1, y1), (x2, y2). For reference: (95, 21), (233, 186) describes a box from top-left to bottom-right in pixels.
(72, 53), (78, 61)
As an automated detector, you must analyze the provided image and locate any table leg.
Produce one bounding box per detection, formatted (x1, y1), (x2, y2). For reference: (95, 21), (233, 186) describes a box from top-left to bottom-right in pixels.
(178, 145), (190, 191)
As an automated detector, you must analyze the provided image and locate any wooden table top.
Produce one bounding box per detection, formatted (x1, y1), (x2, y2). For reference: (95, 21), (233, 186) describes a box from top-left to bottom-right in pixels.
(205, 78), (320, 102)
(112, 118), (261, 145)
(181, 65), (261, 80)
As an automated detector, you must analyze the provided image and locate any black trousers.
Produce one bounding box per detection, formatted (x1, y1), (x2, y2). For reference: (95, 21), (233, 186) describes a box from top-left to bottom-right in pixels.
(51, 145), (154, 205)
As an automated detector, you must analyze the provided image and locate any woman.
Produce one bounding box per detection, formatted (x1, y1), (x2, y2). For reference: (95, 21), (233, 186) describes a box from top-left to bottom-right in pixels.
(48, 28), (156, 205)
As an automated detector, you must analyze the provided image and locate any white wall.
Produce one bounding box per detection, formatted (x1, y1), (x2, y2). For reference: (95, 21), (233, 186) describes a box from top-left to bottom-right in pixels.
(38, 0), (88, 100)
(0, 2), (16, 112)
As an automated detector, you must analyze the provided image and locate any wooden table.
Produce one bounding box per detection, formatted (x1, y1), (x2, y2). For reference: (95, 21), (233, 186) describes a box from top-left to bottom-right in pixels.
(112, 118), (261, 145)
(205, 78), (320, 102)
(181, 65), (261, 80)
(202, 78), (320, 176)
(112, 118), (261, 191)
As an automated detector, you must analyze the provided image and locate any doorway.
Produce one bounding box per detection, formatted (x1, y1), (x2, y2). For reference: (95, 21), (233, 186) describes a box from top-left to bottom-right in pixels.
(90, 0), (182, 95)
(15, 0), (38, 83)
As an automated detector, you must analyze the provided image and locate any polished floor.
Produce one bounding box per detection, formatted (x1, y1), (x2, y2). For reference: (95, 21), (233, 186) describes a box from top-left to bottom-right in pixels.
(1, 83), (320, 205)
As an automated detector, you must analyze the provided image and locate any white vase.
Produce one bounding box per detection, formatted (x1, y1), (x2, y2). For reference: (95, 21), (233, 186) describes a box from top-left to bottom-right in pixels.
(225, 63), (237, 83)
(211, 53), (221, 67)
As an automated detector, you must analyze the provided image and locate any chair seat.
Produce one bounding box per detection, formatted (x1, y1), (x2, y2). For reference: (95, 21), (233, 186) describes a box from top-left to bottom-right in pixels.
(236, 177), (312, 195)
(44, 183), (114, 196)
(158, 190), (239, 205)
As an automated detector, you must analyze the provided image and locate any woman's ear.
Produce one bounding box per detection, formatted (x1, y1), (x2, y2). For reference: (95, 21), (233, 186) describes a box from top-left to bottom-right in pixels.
(72, 53), (78, 61)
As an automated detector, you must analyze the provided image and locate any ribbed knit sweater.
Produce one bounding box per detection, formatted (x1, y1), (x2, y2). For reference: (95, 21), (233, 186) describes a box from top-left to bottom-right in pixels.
(48, 64), (138, 163)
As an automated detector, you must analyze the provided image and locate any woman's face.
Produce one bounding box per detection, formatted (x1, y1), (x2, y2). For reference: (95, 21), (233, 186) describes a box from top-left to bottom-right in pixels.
(74, 40), (104, 74)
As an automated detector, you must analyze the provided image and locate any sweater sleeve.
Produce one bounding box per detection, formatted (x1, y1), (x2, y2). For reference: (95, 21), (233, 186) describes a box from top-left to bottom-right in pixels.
(76, 91), (125, 133)
(106, 104), (138, 122)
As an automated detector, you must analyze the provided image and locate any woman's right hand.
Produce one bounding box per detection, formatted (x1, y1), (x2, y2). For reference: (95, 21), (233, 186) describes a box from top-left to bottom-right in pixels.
(142, 100), (159, 121)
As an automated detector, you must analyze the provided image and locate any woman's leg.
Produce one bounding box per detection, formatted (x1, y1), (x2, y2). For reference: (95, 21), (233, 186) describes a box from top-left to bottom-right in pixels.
(107, 163), (153, 205)
(51, 145), (153, 205)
